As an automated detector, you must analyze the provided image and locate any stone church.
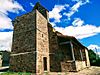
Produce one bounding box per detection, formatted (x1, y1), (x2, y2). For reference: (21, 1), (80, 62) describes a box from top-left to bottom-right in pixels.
(10, 2), (90, 74)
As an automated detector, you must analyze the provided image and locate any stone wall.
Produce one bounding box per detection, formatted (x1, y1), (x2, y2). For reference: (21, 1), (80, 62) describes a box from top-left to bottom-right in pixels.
(10, 52), (36, 72)
(48, 24), (59, 54)
(36, 10), (50, 74)
(48, 24), (62, 72)
(10, 11), (36, 72)
(61, 61), (86, 72)
(12, 11), (36, 53)
(61, 61), (76, 72)
(75, 61), (86, 71)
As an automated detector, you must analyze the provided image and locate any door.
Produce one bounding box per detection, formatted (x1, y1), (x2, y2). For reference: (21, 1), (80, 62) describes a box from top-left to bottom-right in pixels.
(43, 57), (47, 71)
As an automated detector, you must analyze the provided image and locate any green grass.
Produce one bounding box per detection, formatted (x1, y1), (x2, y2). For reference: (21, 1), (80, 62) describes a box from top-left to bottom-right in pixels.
(0, 72), (32, 75)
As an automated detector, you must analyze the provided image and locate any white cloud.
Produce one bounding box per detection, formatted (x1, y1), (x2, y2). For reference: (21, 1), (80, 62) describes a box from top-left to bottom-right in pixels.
(54, 24), (100, 39)
(50, 0), (99, 40)
(71, 1), (81, 11)
(0, 31), (13, 51)
(49, 4), (69, 23)
(30, 3), (34, 7)
(0, 0), (25, 51)
(50, 22), (56, 27)
(0, 0), (25, 14)
(49, 0), (90, 26)
(49, 1), (97, 39)
(72, 0), (85, 2)
(64, 0), (89, 19)
(63, 1), (82, 19)
(72, 18), (84, 26)
(0, 13), (13, 29)
(97, 52), (100, 56)
(0, 0), (25, 30)
(88, 44), (100, 50)
(72, 0), (90, 4)
(88, 44), (100, 56)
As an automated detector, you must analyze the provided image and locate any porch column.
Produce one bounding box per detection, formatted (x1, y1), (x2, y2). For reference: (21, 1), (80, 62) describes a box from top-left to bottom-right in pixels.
(80, 49), (83, 61)
(85, 48), (90, 67)
(70, 42), (75, 61)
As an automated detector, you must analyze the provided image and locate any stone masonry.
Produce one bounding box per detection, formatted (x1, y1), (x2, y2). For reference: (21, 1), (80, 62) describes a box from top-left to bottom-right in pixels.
(10, 11), (36, 73)
(10, 2), (50, 74)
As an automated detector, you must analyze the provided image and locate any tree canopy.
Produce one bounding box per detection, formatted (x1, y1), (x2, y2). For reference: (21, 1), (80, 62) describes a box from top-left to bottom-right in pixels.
(88, 49), (100, 66)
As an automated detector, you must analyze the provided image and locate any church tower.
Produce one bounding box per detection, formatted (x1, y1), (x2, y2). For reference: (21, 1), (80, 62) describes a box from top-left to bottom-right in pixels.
(34, 2), (50, 74)
(10, 2), (50, 74)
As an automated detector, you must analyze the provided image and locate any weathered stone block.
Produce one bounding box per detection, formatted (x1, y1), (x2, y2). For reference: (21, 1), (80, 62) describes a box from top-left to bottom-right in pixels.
(10, 52), (36, 73)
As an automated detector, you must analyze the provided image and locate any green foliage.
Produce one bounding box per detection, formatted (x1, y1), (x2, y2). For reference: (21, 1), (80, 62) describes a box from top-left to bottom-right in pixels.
(88, 49), (100, 66)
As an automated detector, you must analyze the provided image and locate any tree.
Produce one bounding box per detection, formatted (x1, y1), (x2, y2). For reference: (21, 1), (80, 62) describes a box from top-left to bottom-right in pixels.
(88, 49), (100, 66)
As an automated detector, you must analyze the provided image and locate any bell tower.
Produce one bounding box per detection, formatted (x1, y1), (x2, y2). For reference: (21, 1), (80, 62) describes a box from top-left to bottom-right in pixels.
(34, 2), (50, 74)
(10, 2), (50, 74)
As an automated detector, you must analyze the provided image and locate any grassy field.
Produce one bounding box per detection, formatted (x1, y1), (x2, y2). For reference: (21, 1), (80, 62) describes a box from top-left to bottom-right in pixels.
(1, 66), (100, 75)
(0, 72), (32, 75)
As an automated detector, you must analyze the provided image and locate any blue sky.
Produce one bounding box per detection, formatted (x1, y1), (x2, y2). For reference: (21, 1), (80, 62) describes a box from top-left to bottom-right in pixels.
(0, 0), (100, 54)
